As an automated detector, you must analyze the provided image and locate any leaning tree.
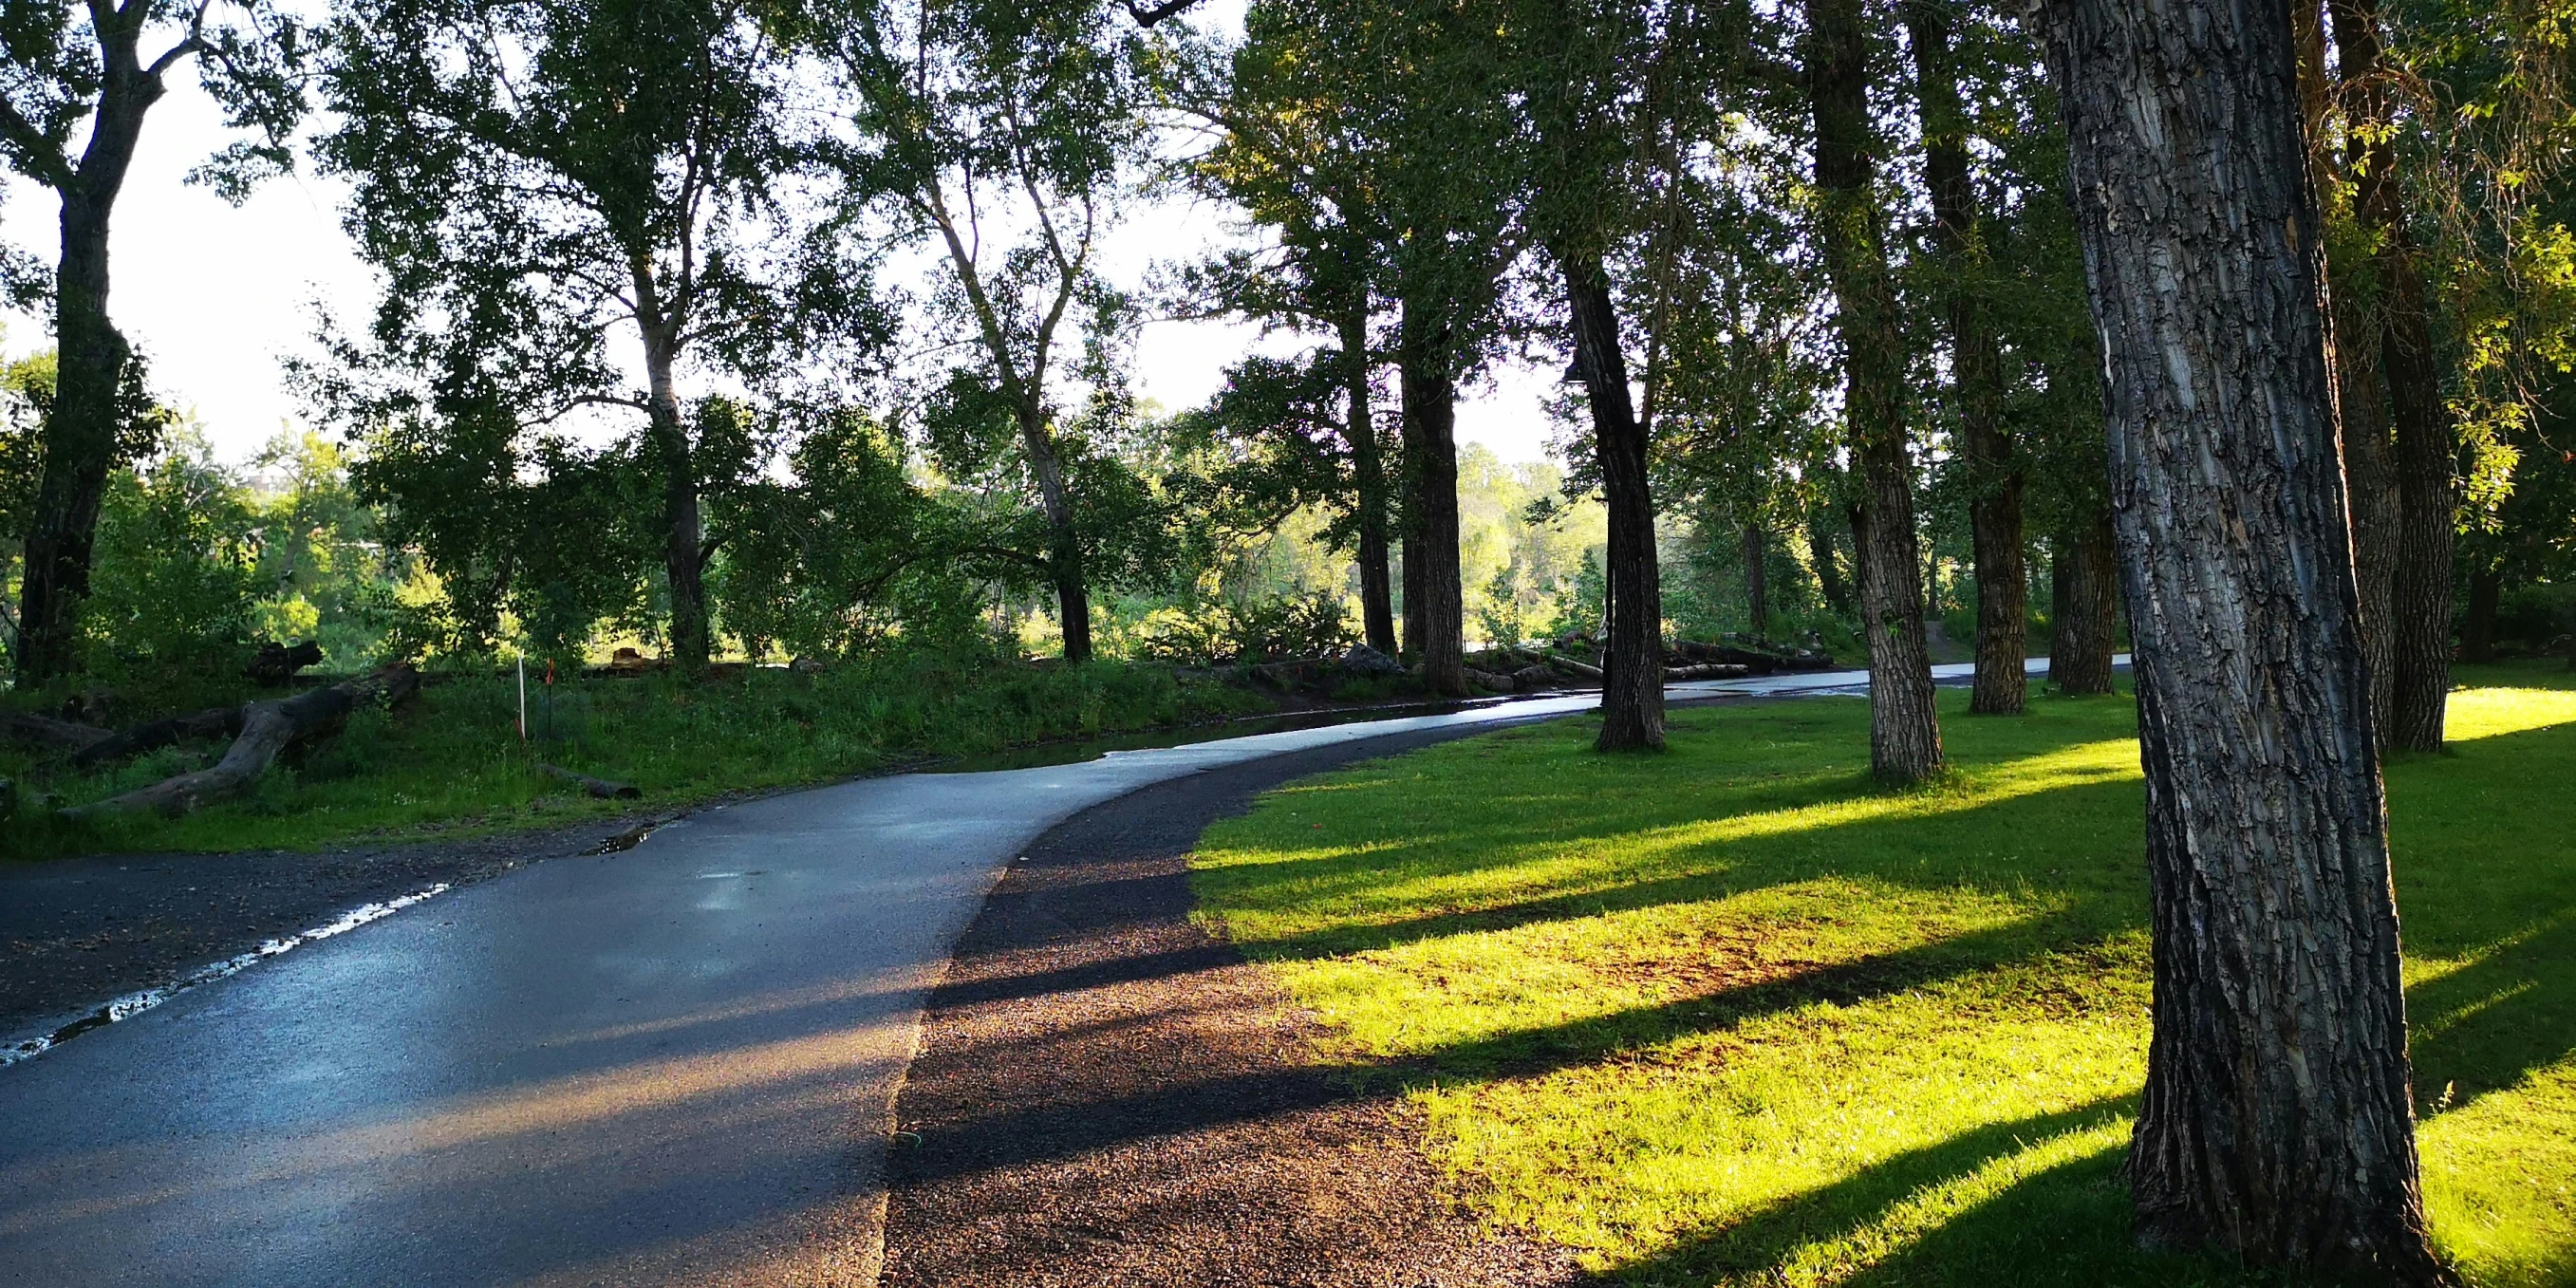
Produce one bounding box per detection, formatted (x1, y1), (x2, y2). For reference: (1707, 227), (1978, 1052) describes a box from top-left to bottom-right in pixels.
(0, 0), (306, 683)
(2039, 0), (2445, 1275)
(314, 0), (804, 676)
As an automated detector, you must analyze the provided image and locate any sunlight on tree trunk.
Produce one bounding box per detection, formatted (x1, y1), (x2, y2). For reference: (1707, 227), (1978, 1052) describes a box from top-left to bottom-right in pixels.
(2040, 0), (2446, 1273)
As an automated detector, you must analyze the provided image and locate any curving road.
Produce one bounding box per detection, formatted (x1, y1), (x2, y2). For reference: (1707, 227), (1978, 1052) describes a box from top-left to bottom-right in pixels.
(0, 661), (2065, 1286)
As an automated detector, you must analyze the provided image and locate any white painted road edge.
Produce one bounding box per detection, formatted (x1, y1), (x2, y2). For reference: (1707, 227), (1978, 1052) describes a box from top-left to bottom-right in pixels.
(0, 653), (2126, 1288)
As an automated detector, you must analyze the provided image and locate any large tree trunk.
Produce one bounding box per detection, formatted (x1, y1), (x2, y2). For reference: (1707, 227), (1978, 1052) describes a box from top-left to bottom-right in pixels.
(639, 324), (710, 677)
(2048, 512), (2119, 695)
(15, 59), (160, 687)
(2330, 0), (2452, 752)
(1561, 244), (1664, 751)
(1018, 407), (1093, 665)
(1908, 0), (2025, 716)
(2459, 560), (2500, 663)
(2381, 266), (2455, 752)
(2296, 0), (2399, 736)
(2340, 303), (2401, 735)
(1807, 0), (1943, 783)
(2038, 0), (2443, 1276)
(1399, 298), (1465, 697)
(1808, 513), (1854, 616)
(1340, 301), (1397, 655)
(1743, 523), (1768, 637)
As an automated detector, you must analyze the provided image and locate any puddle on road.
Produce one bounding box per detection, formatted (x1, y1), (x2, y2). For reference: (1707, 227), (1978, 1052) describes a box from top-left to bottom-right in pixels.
(588, 823), (655, 854)
(1, 884), (453, 1070)
(915, 695), (1559, 775)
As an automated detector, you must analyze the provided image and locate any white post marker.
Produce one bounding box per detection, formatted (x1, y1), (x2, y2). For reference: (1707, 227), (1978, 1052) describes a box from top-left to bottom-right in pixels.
(516, 653), (528, 742)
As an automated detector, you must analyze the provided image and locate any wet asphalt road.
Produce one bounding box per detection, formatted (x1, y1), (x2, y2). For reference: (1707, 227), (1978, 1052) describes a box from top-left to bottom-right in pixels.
(0, 662), (2065, 1286)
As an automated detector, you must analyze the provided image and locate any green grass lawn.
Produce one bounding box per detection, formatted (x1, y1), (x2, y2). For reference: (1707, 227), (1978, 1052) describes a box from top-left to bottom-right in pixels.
(1193, 663), (2576, 1287)
(3, 655), (1270, 859)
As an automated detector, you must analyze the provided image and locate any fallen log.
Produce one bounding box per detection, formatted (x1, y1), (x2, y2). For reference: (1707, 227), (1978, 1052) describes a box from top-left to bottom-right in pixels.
(1463, 666), (1518, 692)
(1545, 653), (1605, 680)
(246, 640), (326, 686)
(540, 762), (641, 800)
(63, 665), (421, 819)
(1, 711), (112, 755)
(69, 705), (243, 769)
(1664, 663), (1753, 681)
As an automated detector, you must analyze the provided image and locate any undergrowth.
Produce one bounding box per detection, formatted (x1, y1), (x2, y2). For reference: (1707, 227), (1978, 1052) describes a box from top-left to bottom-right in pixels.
(2, 653), (1272, 859)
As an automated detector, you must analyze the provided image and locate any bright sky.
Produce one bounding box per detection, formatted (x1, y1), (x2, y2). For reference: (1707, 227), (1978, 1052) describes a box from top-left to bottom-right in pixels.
(0, 17), (1563, 468)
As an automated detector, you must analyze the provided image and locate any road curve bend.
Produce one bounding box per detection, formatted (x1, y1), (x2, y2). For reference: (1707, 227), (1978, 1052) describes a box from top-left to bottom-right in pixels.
(0, 660), (2081, 1286)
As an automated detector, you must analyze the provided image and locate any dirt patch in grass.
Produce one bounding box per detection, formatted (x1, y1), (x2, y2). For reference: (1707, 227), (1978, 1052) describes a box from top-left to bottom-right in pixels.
(879, 726), (1583, 1288)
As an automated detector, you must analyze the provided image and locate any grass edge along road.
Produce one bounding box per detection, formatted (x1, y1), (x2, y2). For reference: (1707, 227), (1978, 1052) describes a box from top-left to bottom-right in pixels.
(2, 656), (1273, 860)
(1193, 663), (2576, 1288)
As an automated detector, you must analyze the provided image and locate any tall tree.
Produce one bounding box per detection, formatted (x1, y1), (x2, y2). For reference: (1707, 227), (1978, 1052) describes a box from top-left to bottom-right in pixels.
(1182, 17), (1399, 653)
(1518, 0), (1675, 751)
(1806, 0), (1943, 781)
(1371, 0), (1520, 697)
(2333, 0), (2455, 752)
(2038, 0), (2443, 1275)
(318, 0), (806, 676)
(824, 0), (1160, 664)
(1906, 0), (2025, 715)
(1, 0), (305, 684)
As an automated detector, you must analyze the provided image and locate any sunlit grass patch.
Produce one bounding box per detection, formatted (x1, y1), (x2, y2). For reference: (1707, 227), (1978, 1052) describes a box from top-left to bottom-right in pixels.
(1196, 674), (2576, 1286)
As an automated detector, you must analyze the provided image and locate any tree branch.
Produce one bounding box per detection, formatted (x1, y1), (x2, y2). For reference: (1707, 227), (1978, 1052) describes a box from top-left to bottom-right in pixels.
(1123, 0), (1208, 27)
(0, 98), (74, 188)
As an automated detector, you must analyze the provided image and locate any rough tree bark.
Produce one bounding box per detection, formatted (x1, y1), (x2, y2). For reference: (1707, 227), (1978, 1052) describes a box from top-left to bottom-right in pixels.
(2047, 513), (2119, 695)
(2331, 0), (2452, 752)
(1806, 0), (1943, 782)
(2342, 307), (2401, 731)
(2037, 0), (2446, 1276)
(1340, 298), (1397, 655)
(65, 666), (423, 819)
(2298, 0), (2399, 732)
(1561, 244), (1665, 751)
(1907, 0), (2025, 716)
(14, 46), (164, 686)
(1398, 296), (1465, 697)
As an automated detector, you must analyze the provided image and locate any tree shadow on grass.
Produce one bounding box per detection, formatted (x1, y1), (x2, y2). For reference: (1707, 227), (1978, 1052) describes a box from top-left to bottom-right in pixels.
(1212, 774), (2152, 965)
(1579, 1097), (2192, 1288)
(2409, 912), (2576, 1115)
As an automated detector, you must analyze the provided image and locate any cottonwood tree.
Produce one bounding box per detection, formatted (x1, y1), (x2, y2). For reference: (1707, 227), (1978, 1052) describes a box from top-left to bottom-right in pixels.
(315, 0), (809, 676)
(1375, 0), (1522, 697)
(1181, 0), (1520, 695)
(2336, 0), (2455, 752)
(1904, 0), (2025, 714)
(2038, 0), (2444, 1275)
(821, 0), (1158, 664)
(1511, 0), (1678, 751)
(1804, 0), (1943, 781)
(1179, 13), (1400, 654)
(0, 0), (305, 683)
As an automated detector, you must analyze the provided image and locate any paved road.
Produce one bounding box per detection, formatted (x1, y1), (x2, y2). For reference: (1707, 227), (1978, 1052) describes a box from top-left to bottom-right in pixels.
(0, 659), (2079, 1286)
